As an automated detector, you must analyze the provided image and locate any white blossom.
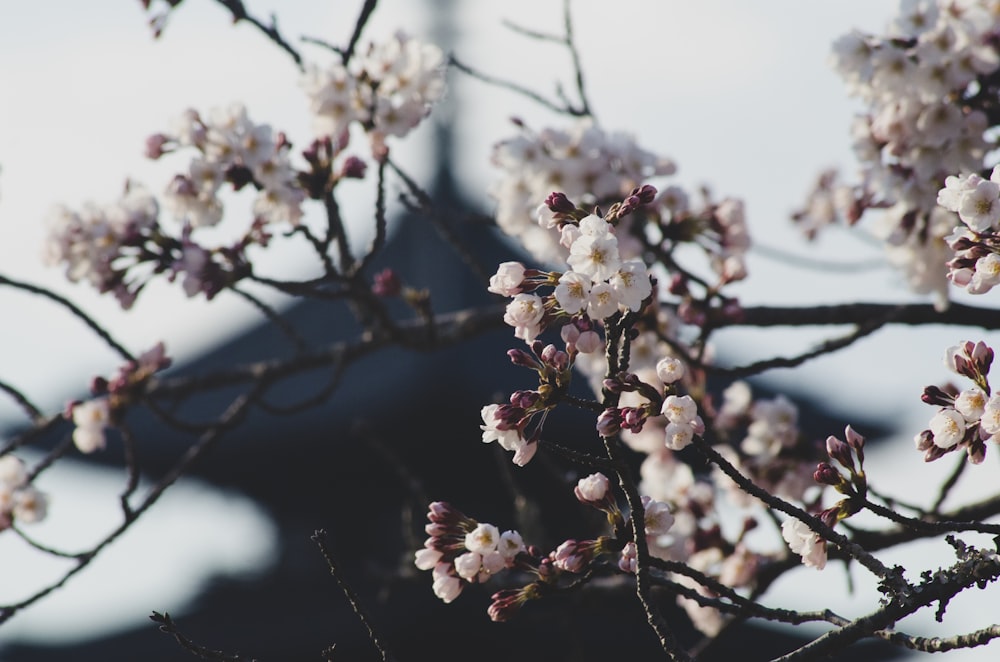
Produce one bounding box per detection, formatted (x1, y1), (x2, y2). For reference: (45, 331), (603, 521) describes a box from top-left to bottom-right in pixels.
(554, 270), (592, 315)
(929, 408), (966, 448)
(488, 262), (526, 297)
(781, 518), (827, 570)
(610, 260), (652, 312)
(465, 523), (501, 554)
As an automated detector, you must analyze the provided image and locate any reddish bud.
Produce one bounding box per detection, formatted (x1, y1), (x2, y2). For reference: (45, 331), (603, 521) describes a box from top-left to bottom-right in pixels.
(813, 462), (843, 486)
(508, 348), (541, 369)
(372, 268), (401, 297)
(922, 384), (955, 407)
(340, 155), (367, 179)
(825, 435), (854, 472)
(544, 191), (576, 214)
(144, 133), (170, 159)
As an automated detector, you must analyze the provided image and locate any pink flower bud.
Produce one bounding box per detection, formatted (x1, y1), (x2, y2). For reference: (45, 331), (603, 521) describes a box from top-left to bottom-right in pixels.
(544, 191), (576, 214)
(922, 384), (955, 407)
(507, 348), (540, 369)
(631, 184), (657, 204)
(813, 462), (843, 486)
(843, 425), (865, 465)
(144, 133), (170, 159)
(339, 155), (367, 179)
(825, 435), (854, 472)
(575, 330), (602, 354)
(372, 268), (401, 297)
(596, 409), (621, 437)
(574, 472), (610, 505)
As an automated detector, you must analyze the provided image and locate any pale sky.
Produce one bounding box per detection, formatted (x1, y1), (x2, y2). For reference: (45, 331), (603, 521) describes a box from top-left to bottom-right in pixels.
(3, 1), (1000, 659)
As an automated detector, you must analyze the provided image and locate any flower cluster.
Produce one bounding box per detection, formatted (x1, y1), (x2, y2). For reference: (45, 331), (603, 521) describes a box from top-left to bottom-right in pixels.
(417, 476), (682, 621)
(0, 455), (48, 530)
(68, 343), (172, 454)
(43, 183), (160, 308)
(915, 340), (997, 463)
(152, 103), (305, 229)
(711, 382), (817, 505)
(46, 102), (314, 306)
(659, 394), (705, 451)
(492, 206), (655, 345)
(414, 502), (527, 604)
(300, 31), (445, 151)
(802, 0), (1000, 305)
(937, 166), (1000, 294)
(490, 119), (676, 265)
(480, 338), (580, 465)
(783, 425), (869, 570)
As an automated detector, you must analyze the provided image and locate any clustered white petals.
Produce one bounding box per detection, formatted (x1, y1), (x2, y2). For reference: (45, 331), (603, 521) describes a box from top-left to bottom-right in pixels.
(415, 503), (526, 606)
(815, 2), (1000, 306)
(488, 261), (527, 297)
(503, 294), (545, 342)
(660, 395), (705, 451)
(43, 186), (159, 309)
(575, 472), (610, 502)
(72, 398), (112, 454)
(301, 31), (445, 144)
(936, 166), (1000, 295)
(0, 455), (48, 529)
(490, 119), (675, 265)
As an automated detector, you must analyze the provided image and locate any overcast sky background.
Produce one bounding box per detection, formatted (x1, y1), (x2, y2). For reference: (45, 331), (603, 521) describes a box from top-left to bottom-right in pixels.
(3, 1), (1000, 659)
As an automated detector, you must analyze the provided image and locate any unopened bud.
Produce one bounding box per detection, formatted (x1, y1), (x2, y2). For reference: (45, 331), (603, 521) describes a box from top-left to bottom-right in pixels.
(596, 409), (621, 437)
(144, 133), (170, 159)
(825, 435), (854, 472)
(508, 348), (540, 369)
(371, 268), (401, 297)
(340, 155), (367, 179)
(922, 384), (955, 407)
(631, 184), (657, 204)
(544, 191), (576, 214)
(813, 462), (843, 486)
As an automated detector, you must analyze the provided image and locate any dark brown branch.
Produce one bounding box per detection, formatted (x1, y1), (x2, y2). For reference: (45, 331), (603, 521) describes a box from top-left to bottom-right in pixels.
(0, 388), (259, 624)
(932, 456), (968, 513)
(695, 438), (898, 582)
(709, 318), (886, 379)
(0, 273), (134, 362)
(723, 302), (1000, 330)
(878, 623), (1000, 653)
(213, 0), (303, 70)
(449, 54), (587, 117)
(341, 0), (378, 66)
(355, 158), (389, 276)
(561, 0), (592, 117)
(0, 378), (43, 423)
(150, 611), (256, 661)
(229, 285), (308, 353)
(387, 158), (494, 287)
(862, 496), (1000, 536)
(770, 542), (1000, 661)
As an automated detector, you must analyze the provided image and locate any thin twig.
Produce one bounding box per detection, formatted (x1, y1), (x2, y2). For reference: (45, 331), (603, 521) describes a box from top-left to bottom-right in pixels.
(561, 0), (592, 117)
(341, 0), (379, 66)
(213, 0), (303, 70)
(449, 54), (586, 117)
(932, 455), (968, 513)
(229, 285), (309, 354)
(0, 273), (134, 362)
(150, 611), (256, 661)
(311, 529), (394, 662)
